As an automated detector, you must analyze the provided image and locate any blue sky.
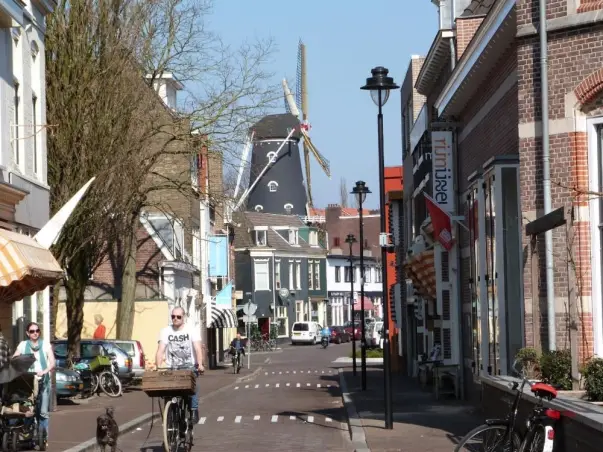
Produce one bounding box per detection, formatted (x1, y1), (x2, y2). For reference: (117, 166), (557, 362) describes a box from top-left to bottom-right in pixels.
(210, 1), (438, 209)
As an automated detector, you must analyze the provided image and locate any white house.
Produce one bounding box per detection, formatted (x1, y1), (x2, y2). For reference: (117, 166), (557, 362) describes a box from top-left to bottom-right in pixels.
(326, 254), (383, 326)
(0, 0), (56, 345)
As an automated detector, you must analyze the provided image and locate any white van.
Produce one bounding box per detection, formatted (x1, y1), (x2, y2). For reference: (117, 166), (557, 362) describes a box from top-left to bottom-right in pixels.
(291, 321), (321, 345)
(366, 321), (384, 348)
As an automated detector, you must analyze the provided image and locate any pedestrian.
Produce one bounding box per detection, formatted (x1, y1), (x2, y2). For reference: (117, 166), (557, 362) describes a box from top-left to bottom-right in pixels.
(0, 324), (11, 370)
(93, 314), (107, 339)
(13, 322), (55, 437)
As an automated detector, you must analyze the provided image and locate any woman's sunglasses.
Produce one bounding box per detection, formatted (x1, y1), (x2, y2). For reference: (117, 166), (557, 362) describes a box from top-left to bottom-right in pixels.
(28, 329), (40, 334)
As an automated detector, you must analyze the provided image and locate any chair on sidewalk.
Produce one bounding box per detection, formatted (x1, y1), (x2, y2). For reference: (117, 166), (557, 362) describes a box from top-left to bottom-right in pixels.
(417, 344), (460, 400)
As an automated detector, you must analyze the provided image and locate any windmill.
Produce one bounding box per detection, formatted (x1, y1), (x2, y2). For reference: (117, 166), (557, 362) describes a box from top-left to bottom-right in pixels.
(283, 41), (331, 207)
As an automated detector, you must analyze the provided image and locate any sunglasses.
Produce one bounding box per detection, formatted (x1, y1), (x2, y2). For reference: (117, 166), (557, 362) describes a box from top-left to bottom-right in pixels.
(171, 315), (183, 320)
(28, 329), (40, 334)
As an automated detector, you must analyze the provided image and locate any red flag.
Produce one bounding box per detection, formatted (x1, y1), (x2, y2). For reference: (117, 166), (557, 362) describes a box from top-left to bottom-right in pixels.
(424, 193), (455, 251)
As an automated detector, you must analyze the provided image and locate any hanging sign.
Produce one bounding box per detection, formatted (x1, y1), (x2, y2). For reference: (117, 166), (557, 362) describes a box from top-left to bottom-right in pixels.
(431, 131), (454, 213)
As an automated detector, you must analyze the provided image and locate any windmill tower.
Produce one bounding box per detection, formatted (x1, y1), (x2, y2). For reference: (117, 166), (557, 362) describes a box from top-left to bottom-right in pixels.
(231, 41), (330, 216)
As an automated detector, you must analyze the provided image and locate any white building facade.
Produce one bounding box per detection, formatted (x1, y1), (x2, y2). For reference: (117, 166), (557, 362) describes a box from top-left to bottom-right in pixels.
(0, 0), (56, 345)
(326, 254), (383, 326)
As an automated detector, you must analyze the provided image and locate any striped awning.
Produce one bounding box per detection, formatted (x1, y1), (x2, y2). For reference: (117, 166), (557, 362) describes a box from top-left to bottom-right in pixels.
(208, 302), (238, 328)
(403, 248), (436, 300)
(0, 229), (63, 303)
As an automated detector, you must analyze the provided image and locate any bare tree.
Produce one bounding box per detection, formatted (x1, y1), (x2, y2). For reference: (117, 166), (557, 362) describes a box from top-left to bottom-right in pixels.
(340, 177), (348, 208)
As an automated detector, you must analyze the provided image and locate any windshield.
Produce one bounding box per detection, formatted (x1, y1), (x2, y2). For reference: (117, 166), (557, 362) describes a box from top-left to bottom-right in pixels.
(293, 323), (309, 332)
(113, 342), (135, 356)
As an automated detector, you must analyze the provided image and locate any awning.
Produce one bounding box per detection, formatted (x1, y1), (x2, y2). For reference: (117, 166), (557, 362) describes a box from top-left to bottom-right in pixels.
(353, 296), (374, 311)
(0, 229), (63, 303)
(403, 249), (436, 300)
(208, 302), (238, 328)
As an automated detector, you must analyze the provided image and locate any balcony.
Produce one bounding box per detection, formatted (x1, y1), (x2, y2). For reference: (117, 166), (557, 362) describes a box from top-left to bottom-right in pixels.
(0, 0), (25, 27)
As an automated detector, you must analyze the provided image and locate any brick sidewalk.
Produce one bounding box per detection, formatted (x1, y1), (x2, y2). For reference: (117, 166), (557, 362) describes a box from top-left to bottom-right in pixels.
(341, 368), (482, 452)
(48, 366), (255, 451)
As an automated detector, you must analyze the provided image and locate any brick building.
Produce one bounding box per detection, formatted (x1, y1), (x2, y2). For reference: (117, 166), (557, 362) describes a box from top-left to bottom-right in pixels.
(401, 0), (603, 401)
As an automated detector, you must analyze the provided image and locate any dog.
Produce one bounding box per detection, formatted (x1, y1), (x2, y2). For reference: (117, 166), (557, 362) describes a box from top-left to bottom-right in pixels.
(96, 407), (119, 452)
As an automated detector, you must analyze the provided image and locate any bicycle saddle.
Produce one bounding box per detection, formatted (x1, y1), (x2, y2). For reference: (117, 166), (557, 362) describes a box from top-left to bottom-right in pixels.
(531, 382), (558, 400)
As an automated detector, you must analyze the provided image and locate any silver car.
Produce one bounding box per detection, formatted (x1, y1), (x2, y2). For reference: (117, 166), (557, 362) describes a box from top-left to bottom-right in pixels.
(104, 339), (146, 379)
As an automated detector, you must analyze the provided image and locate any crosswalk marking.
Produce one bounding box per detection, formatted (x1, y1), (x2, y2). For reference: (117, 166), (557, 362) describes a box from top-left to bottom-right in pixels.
(317, 384), (321, 388)
(271, 415), (278, 423)
(286, 383), (290, 386)
(296, 383), (300, 387)
(289, 415), (296, 420)
(293, 371), (296, 374)
(254, 384), (259, 388)
(326, 417), (332, 423)
(253, 415), (260, 420)
(235, 416), (241, 423)
(217, 416), (224, 422)
(279, 371), (282, 374)
(306, 383), (311, 387)
(195, 414), (337, 425)
(286, 371), (290, 373)
(198, 417), (206, 425)
(245, 385), (249, 388)
(265, 384), (269, 387)
(234, 387), (239, 390)
(307, 416), (314, 423)
(276, 383), (280, 388)
(265, 372), (268, 375)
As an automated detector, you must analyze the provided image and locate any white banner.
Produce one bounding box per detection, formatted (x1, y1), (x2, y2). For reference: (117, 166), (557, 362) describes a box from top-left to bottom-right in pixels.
(431, 131), (454, 213)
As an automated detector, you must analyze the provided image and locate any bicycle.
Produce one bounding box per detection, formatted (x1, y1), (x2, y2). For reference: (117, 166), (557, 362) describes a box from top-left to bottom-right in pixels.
(455, 360), (560, 452)
(228, 347), (243, 374)
(158, 365), (200, 452)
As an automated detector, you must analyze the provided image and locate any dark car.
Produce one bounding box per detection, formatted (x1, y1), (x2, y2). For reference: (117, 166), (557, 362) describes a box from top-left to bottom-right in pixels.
(330, 326), (351, 344)
(55, 367), (90, 399)
(343, 321), (362, 341)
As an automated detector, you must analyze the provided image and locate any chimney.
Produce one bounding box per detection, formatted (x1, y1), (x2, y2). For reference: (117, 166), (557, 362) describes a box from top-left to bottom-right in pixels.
(148, 72), (183, 110)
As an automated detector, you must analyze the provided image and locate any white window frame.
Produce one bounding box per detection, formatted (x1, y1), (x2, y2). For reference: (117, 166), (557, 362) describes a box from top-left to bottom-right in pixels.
(275, 259), (281, 289)
(309, 230), (318, 246)
(254, 259), (270, 291)
(268, 181), (278, 192)
(335, 266), (341, 283)
(289, 262), (294, 289)
(308, 261), (314, 290)
(288, 228), (299, 245)
(364, 266), (371, 283)
(295, 261), (301, 289)
(314, 260), (321, 290)
(588, 116), (603, 357)
(255, 230), (267, 246)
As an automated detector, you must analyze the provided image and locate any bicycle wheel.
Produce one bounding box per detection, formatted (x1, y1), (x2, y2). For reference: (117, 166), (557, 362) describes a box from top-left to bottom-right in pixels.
(521, 425), (547, 452)
(231, 354), (237, 374)
(90, 373), (99, 394)
(162, 400), (180, 452)
(99, 371), (122, 398)
(455, 424), (521, 451)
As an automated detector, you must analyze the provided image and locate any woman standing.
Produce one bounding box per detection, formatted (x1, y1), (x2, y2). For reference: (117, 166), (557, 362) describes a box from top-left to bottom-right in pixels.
(13, 322), (55, 437)
(92, 314), (106, 339)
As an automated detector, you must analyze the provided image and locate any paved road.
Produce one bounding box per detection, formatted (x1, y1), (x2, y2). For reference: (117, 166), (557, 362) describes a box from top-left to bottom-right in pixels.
(117, 342), (353, 451)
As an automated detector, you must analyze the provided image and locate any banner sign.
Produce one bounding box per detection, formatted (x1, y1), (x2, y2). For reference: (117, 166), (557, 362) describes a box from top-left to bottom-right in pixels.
(431, 131), (454, 213)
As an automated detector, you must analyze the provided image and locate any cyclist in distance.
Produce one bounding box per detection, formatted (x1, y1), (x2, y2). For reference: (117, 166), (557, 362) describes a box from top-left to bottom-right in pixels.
(155, 306), (204, 424)
(229, 333), (247, 356)
(320, 325), (331, 347)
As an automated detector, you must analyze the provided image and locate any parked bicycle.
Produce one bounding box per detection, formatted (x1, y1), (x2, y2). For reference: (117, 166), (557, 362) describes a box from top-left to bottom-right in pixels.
(73, 352), (122, 398)
(455, 360), (560, 452)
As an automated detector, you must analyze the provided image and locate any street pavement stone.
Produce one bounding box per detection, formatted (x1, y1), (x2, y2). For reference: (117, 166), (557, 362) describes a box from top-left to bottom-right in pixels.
(47, 366), (253, 451)
(117, 343), (353, 451)
(342, 368), (483, 452)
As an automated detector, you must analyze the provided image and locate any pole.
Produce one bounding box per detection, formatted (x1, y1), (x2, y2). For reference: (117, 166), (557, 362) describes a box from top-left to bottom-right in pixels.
(349, 247), (357, 376)
(378, 92), (393, 429)
(359, 199), (367, 391)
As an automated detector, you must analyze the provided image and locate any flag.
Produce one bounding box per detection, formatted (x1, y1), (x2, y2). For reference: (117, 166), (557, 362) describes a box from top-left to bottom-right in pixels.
(424, 192), (455, 251)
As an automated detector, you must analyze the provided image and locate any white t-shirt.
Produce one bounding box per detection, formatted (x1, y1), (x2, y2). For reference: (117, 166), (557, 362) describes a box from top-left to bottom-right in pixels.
(158, 325), (201, 368)
(17, 340), (53, 375)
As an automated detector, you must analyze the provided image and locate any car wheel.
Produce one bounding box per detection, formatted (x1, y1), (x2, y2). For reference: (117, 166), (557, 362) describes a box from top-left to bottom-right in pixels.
(337, 337), (342, 344)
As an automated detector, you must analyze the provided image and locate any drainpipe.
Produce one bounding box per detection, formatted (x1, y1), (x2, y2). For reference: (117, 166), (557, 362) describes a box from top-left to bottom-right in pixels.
(539, 0), (556, 350)
(449, 37), (456, 71)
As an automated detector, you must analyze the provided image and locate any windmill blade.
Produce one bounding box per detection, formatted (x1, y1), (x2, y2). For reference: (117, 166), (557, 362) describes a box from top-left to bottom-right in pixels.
(282, 79), (300, 118)
(301, 130), (331, 178)
(284, 95), (291, 114)
(296, 41), (304, 116)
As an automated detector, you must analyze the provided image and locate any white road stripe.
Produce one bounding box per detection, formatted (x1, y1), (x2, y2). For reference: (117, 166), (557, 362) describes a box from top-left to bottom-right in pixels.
(235, 416), (242, 423)
(289, 415), (296, 420)
(317, 384), (321, 388)
(306, 383), (311, 387)
(326, 417), (332, 423)
(265, 384), (270, 387)
(293, 371), (296, 374)
(296, 383), (300, 387)
(253, 415), (260, 420)
(198, 417), (206, 425)
(271, 415), (278, 423)
(279, 371), (282, 374)
(254, 384), (259, 388)
(286, 371), (290, 373)
(307, 416), (314, 423)
(234, 387), (239, 390)
(314, 370), (317, 373)
(276, 383), (280, 388)
(264, 372), (268, 375)
(327, 385), (332, 388)
(321, 371), (324, 374)
(272, 372), (275, 374)
(217, 416), (224, 422)
(286, 383), (290, 387)
(245, 385), (249, 388)
(300, 370), (304, 373)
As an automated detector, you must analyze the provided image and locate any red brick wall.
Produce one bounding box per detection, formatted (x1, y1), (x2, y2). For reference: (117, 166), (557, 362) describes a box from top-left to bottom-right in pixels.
(456, 17), (484, 59)
(578, 1), (603, 13)
(516, 0), (568, 27)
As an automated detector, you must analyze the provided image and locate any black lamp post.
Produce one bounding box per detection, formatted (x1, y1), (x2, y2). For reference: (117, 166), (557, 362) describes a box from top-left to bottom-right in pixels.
(345, 233), (358, 377)
(361, 66), (398, 429)
(352, 180), (371, 391)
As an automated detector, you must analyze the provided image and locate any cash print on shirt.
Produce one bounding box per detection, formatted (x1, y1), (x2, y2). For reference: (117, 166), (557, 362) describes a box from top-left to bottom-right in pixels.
(159, 326), (201, 368)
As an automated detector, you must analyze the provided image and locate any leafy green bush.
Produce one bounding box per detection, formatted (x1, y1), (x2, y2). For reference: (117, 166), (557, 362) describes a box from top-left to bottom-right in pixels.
(515, 347), (540, 378)
(539, 349), (572, 390)
(582, 357), (603, 401)
(349, 349), (384, 358)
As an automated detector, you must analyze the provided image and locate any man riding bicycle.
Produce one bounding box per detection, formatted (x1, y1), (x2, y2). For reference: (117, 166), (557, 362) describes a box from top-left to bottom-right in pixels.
(155, 307), (205, 424)
(229, 333), (246, 371)
(320, 325), (331, 346)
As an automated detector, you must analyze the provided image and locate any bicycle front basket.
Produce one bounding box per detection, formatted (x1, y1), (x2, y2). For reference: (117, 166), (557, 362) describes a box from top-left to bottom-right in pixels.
(89, 355), (111, 372)
(141, 370), (196, 398)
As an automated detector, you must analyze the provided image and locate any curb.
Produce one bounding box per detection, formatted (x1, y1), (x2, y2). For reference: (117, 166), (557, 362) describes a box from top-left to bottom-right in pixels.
(338, 368), (371, 452)
(64, 366), (263, 452)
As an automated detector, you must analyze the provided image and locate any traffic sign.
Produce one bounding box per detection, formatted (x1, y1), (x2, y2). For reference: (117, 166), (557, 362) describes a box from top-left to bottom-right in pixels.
(243, 302), (257, 315)
(242, 315), (257, 323)
(278, 288), (290, 298)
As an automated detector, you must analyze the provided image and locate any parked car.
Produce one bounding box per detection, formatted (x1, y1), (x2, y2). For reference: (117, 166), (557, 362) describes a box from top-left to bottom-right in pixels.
(55, 367), (88, 399)
(365, 321), (384, 348)
(290, 321), (321, 345)
(52, 340), (134, 384)
(343, 321), (362, 341)
(104, 339), (146, 379)
(330, 326), (351, 344)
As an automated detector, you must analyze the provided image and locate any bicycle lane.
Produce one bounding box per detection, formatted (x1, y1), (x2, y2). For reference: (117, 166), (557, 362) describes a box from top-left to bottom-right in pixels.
(50, 366), (261, 452)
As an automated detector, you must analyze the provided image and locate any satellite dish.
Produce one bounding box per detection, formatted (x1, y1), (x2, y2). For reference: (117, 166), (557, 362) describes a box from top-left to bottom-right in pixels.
(278, 288), (290, 299)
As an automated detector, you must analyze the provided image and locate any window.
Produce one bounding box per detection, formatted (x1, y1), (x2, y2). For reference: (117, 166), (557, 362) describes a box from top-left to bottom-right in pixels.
(267, 151), (277, 163)
(364, 267), (371, 283)
(314, 261), (320, 290)
(254, 260), (270, 290)
(375, 266), (382, 283)
(13, 82), (19, 165)
(255, 230), (267, 246)
(295, 302), (304, 322)
(288, 228), (299, 245)
(32, 95), (37, 174)
(255, 205), (264, 212)
(268, 181), (278, 192)
(335, 266), (341, 282)
(333, 237), (340, 247)
(276, 306), (288, 336)
(275, 260), (281, 289)
(289, 262), (294, 289)
(31, 41), (39, 60)
(309, 230), (318, 245)
(345, 266), (355, 283)
(295, 261), (301, 289)
(308, 261), (314, 289)
(284, 203), (293, 214)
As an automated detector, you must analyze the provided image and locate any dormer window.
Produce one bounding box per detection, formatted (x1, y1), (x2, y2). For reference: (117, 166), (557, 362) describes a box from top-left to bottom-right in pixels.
(288, 228), (298, 245)
(254, 205), (263, 212)
(309, 230), (318, 246)
(284, 203), (293, 214)
(268, 181), (278, 192)
(267, 151), (277, 163)
(255, 230), (267, 246)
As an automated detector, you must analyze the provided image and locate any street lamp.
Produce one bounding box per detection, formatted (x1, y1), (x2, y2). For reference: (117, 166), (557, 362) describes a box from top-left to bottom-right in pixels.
(351, 180), (371, 391)
(361, 66), (398, 429)
(345, 233), (358, 377)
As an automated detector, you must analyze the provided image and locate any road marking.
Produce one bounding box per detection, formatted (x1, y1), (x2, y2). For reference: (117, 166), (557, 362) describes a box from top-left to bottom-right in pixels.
(286, 371), (290, 373)
(326, 417), (332, 423)
(217, 416), (224, 422)
(317, 384), (321, 388)
(235, 416), (242, 423)
(271, 415), (278, 423)
(293, 371), (296, 374)
(264, 372), (268, 375)
(300, 370), (304, 373)
(253, 415), (260, 420)
(245, 385), (249, 388)
(279, 371), (282, 374)
(314, 370), (318, 373)
(321, 371), (324, 374)
(275, 383), (280, 388)
(265, 384), (269, 387)
(296, 383), (300, 387)
(264, 358), (271, 364)
(307, 416), (314, 423)
(286, 383), (290, 387)
(234, 387), (239, 390)
(272, 371), (275, 374)
(306, 383), (311, 387)
(198, 417), (206, 425)
(289, 415), (296, 420)
(254, 384), (259, 388)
